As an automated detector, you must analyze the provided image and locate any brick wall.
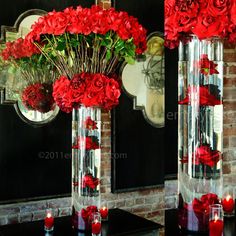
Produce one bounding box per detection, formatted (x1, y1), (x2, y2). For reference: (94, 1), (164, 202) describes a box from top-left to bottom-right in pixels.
(100, 112), (165, 225)
(223, 43), (236, 187)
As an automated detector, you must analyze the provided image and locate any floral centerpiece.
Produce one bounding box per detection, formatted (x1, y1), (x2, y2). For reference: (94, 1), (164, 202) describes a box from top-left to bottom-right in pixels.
(165, 0), (236, 48)
(25, 5), (147, 111)
(165, 0), (228, 233)
(24, 4), (147, 231)
(0, 37), (57, 113)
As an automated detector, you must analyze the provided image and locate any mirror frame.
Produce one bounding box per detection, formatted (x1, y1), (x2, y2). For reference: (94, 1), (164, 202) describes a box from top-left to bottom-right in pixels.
(120, 31), (165, 128)
(0, 9), (60, 126)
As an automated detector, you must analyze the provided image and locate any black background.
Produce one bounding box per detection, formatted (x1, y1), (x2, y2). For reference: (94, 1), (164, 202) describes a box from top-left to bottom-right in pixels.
(0, 0), (178, 201)
(111, 0), (178, 192)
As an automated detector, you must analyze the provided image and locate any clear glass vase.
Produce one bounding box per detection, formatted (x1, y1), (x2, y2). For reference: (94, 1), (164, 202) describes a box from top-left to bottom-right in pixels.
(178, 36), (223, 233)
(72, 106), (101, 231)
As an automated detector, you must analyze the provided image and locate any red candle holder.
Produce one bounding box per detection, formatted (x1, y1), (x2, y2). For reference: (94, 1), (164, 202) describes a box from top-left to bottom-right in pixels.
(209, 204), (223, 236)
(91, 212), (101, 236)
(100, 206), (108, 220)
(100, 205), (108, 221)
(44, 209), (54, 232)
(222, 187), (235, 217)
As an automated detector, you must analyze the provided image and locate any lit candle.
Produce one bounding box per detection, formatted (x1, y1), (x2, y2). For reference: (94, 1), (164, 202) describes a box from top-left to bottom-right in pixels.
(44, 211), (54, 232)
(92, 219), (101, 235)
(222, 195), (235, 213)
(100, 206), (108, 220)
(209, 214), (224, 236)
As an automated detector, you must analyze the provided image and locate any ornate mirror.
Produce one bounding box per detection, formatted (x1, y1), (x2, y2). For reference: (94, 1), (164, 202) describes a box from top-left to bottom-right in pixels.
(0, 9), (59, 126)
(121, 32), (165, 128)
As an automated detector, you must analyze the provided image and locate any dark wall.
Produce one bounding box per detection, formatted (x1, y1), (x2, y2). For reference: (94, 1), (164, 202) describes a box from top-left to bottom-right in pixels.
(111, 0), (167, 192)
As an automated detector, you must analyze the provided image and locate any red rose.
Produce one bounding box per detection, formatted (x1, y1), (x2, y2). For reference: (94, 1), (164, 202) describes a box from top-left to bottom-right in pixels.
(72, 136), (99, 150)
(82, 174), (99, 189)
(207, 0), (230, 17)
(165, 0), (176, 18)
(103, 79), (121, 110)
(230, 1), (236, 25)
(200, 54), (219, 75)
(84, 117), (98, 130)
(44, 11), (69, 35)
(53, 75), (73, 113)
(90, 74), (106, 92)
(22, 83), (55, 113)
(195, 145), (221, 167)
(192, 10), (228, 39)
(178, 86), (222, 106)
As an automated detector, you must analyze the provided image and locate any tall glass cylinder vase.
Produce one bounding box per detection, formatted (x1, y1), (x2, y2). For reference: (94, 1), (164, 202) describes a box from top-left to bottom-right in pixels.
(72, 106), (101, 231)
(178, 36), (223, 233)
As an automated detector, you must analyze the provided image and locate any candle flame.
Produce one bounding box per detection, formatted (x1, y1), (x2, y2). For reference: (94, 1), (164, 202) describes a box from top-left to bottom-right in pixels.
(214, 213), (219, 222)
(102, 206), (106, 210)
(47, 212), (52, 218)
(226, 195), (232, 201)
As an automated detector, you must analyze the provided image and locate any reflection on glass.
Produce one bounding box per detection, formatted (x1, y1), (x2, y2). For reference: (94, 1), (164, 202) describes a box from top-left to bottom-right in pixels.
(121, 32), (165, 128)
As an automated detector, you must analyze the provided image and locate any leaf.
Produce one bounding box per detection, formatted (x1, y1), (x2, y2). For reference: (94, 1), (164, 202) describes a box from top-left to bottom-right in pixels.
(125, 56), (135, 65)
(106, 50), (112, 61)
(56, 41), (66, 51)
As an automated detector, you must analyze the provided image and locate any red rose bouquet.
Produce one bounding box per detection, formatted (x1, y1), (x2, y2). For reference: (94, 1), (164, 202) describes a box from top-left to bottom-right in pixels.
(25, 5), (147, 111)
(0, 37), (57, 113)
(165, 0), (236, 48)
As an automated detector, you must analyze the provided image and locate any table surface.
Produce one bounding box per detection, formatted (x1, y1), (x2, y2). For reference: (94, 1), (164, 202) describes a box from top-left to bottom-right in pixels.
(165, 209), (236, 236)
(0, 208), (163, 236)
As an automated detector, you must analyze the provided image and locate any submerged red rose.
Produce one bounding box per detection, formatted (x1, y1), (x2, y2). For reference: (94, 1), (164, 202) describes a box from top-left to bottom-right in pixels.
(72, 136), (99, 150)
(200, 54), (219, 75)
(82, 174), (99, 189)
(84, 117), (98, 130)
(178, 85), (222, 106)
(180, 144), (222, 167)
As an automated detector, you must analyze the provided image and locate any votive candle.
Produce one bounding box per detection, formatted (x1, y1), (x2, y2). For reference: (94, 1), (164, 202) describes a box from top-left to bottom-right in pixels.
(44, 210), (54, 232)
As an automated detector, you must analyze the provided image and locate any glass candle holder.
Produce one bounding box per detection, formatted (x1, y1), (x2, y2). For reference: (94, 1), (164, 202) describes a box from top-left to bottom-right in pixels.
(91, 212), (101, 236)
(209, 204), (224, 236)
(222, 186), (235, 217)
(99, 202), (108, 221)
(44, 209), (54, 232)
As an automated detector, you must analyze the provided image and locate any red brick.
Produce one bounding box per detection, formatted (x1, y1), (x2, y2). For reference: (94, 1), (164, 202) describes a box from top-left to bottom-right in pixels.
(224, 88), (236, 100)
(101, 130), (111, 138)
(224, 126), (236, 136)
(223, 163), (231, 174)
(229, 65), (236, 74)
(224, 101), (236, 110)
(224, 77), (236, 86)
(229, 136), (236, 148)
(224, 53), (236, 62)
(223, 112), (236, 124)
(224, 137), (229, 148)
(224, 42), (236, 49)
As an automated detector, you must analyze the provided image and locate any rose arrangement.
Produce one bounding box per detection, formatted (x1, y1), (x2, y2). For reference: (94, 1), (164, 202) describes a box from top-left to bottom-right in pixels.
(53, 73), (120, 113)
(0, 37), (57, 113)
(22, 83), (55, 113)
(25, 5), (147, 111)
(165, 0), (236, 48)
